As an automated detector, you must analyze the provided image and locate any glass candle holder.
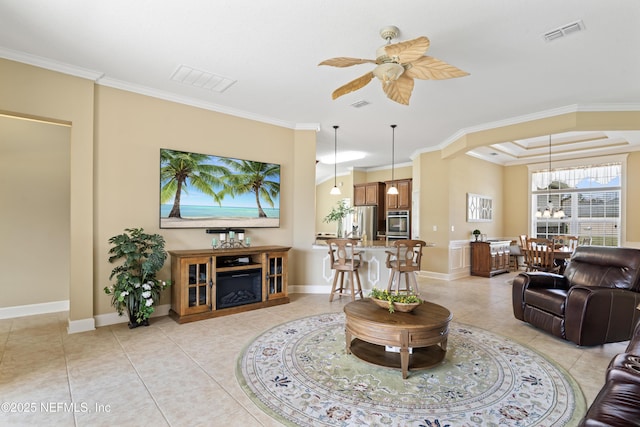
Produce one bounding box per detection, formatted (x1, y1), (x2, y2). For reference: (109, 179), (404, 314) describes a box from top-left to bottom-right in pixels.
(245, 236), (251, 246)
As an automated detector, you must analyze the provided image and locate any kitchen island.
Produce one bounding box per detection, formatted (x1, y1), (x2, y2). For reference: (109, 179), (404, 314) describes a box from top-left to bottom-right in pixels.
(310, 240), (433, 295)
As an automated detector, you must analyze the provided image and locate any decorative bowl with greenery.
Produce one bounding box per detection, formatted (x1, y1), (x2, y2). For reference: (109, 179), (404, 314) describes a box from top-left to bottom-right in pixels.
(472, 229), (481, 241)
(104, 228), (170, 328)
(323, 200), (354, 238)
(369, 288), (423, 313)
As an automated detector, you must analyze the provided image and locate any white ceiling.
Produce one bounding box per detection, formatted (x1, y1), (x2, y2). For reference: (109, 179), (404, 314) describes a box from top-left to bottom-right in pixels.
(1, 0), (639, 183)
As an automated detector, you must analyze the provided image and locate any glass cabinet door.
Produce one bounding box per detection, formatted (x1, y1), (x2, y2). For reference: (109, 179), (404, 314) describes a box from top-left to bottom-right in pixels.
(265, 252), (287, 299)
(181, 256), (211, 314)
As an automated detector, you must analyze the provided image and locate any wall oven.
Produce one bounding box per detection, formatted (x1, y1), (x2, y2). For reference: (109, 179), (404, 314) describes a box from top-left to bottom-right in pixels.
(386, 210), (410, 240)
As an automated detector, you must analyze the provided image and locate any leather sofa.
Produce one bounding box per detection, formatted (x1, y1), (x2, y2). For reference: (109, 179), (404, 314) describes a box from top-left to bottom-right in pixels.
(512, 246), (640, 346)
(579, 319), (640, 425)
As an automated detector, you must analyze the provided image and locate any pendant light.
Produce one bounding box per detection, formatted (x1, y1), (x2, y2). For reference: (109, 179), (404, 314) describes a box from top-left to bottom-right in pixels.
(536, 135), (564, 219)
(330, 125), (341, 195)
(387, 124), (399, 195)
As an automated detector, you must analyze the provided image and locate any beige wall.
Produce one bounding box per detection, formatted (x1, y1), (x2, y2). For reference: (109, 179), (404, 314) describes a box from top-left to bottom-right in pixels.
(416, 151), (450, 272)
(413, 152), (503, 273)
(502, 164), (530, 237)
(0, 116), (70, 307)
(364, 165), (412, 183)
(291, 130), (318, 285)
(627, 152), (640, 244)
(1, 58), (316, 323)
(93, 86), (314, 316)
(0, 59), (94, 324)
(449, 155), (504, 240)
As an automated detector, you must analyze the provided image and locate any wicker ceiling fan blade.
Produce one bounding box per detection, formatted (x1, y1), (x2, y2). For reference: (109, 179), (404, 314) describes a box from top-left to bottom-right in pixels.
(381, 74), (414, 105)
(405, 56), (470, 80)
(318, 57), (377, 67)
(331, 72), (374, 99)
(384, 36), (430, 64)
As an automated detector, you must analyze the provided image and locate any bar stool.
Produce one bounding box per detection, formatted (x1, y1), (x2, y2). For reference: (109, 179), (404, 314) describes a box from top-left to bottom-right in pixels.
(327, 239), (363, 302)
(385, 239), (427, 294)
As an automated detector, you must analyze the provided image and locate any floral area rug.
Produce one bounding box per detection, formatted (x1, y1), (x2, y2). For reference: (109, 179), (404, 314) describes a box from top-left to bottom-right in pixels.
(236, 312), (585, 426)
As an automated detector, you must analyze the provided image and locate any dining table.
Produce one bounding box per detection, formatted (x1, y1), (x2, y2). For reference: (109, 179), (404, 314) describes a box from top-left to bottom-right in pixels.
(552, 246), (574, 260)
(521, 240), (575, 274)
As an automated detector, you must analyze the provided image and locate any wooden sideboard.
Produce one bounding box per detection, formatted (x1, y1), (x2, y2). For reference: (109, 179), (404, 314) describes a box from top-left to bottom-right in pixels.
(470, 240), (511, 277)
(169, 245), (290, 323)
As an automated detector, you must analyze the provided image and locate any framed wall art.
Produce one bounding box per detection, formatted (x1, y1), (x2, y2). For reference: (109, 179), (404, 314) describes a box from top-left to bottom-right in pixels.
(467, 193), (493, 222)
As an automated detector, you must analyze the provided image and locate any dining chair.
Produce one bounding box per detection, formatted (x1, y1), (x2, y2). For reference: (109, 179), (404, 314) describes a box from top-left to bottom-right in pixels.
(578, 236), (593, 246)
(507, 234), (528, 272)
(519, 234), (528, 248)
(509, 240), (522, 272)
(553, 235), (579, 252)
(523, 237), (560, 273)
(385, 239), (427, 294)
(327, 239), (363, 302)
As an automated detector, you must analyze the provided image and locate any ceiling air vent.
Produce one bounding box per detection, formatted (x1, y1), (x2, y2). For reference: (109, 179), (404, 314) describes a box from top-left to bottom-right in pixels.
(170, 65), (236, 93)
(350, 100), (370, 108)
(543, 20), (585, 42)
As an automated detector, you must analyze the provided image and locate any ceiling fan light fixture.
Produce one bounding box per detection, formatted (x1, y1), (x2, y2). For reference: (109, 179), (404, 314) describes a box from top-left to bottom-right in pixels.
(373, 62), (405, 83)
(319, 25), (468, 104)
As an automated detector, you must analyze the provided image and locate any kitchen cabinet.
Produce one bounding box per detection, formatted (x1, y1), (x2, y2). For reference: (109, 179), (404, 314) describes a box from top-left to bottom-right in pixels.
(354, 182), (385, 206)
(385, 178), (412, 211)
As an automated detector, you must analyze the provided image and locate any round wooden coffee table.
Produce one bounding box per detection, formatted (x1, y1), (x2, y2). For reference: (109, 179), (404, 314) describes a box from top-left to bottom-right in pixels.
(344, 299), (452, 379)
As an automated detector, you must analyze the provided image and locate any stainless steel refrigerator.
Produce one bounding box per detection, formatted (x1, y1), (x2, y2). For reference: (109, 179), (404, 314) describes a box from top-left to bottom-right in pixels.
(352, 206), (378, 240)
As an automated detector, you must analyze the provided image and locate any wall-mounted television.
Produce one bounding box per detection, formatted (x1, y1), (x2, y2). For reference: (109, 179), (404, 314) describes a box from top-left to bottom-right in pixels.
(160, 148), (280, 229)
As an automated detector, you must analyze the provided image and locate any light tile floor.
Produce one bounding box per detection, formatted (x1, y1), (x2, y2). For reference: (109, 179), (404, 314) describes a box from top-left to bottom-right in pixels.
(0, 272), (626, 426)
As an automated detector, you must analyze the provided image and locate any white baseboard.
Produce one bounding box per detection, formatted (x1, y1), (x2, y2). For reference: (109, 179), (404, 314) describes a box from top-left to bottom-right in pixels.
(67, 317), (96, 334)
(0, 300), (69, 320)
(94, 304), (171, 327)
(289, 285), (329, 294)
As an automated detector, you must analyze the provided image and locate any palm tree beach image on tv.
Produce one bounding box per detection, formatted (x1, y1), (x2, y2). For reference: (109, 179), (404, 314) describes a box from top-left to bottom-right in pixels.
(160, 148), (280, 229)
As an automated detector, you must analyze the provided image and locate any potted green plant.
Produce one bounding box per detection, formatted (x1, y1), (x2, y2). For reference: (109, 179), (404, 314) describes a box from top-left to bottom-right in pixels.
(323, 200), (354, 238)
(369, 288), (423, 313)
(104, 228), (170, 328)
(472, 229), (481, 241)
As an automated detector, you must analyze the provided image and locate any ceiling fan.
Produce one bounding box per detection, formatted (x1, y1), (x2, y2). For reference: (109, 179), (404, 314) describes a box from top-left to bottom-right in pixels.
(319, 26), (469, 105)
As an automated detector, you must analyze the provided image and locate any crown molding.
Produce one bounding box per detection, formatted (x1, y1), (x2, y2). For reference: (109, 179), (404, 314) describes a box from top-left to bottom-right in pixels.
(0, 48), (319, 132)
(97, 76), (318, 131)
(0, 47), (104, 80)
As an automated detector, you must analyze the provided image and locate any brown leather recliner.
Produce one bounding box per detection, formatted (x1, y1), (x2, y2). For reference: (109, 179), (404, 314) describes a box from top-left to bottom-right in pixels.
(579, 319), (640, 425)
(512, 246), (640, 346)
